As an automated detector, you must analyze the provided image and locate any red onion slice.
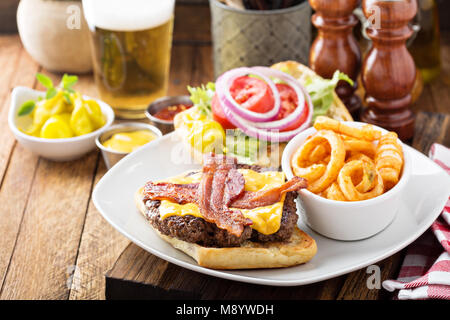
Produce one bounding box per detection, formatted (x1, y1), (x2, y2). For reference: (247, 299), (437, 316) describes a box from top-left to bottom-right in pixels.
(247, 67), (306, 130)
(215, 66), (313, 142)
(221, 99), (312, 142)
(218, 67), (281, 122)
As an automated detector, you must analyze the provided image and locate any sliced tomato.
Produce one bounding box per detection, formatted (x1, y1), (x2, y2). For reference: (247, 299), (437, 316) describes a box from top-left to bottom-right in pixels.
(229, 76), (275, 113)
(211, 93), (235, 129)
(274, 83), (309, 132)
(211, 76), (275, 129)
(280, 100), (309, 132)
(275, 83), (297, 120)
(211, 77), (309, 132)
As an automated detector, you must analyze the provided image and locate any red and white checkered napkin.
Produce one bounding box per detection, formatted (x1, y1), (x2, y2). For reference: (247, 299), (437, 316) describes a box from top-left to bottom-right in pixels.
(382, 143), (450, 300)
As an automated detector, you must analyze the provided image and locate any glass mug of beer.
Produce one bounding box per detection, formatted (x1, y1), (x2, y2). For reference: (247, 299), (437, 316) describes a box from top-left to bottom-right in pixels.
(82, 0), (175, 119)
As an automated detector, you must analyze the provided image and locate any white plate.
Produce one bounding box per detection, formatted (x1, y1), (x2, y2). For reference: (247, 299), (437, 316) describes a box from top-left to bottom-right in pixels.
(93, 132), (450, 286)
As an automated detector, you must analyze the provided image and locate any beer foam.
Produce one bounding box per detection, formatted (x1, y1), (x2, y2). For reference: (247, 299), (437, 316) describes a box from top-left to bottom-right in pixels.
(82, 0), (175, 31)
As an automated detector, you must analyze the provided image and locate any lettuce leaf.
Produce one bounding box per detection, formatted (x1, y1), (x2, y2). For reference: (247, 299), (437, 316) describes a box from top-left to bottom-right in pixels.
(304, 70), (353, 120)
(224, 129), (260, 165)
(187, 82), (215, 117)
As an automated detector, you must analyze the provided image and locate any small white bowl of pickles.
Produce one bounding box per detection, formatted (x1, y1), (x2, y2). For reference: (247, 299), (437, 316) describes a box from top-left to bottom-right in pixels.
(9, 74), (114, 161)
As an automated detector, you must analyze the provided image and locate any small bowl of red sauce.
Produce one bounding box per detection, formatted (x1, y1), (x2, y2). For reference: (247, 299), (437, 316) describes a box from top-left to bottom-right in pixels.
(146, 96), (193, 134)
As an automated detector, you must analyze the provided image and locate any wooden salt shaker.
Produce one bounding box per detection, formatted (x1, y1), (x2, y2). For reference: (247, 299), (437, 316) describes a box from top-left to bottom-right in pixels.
(360, 0), (417, 140)
(309, 0), (362, 119)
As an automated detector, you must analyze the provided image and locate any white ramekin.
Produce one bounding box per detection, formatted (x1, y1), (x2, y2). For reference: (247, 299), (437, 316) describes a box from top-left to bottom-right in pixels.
(95, 122), (163, 170)
(282, 122), (411, 241)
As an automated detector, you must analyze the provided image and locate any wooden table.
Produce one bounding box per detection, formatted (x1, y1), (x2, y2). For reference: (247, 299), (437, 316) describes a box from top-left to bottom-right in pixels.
(0, 2), (448, 300)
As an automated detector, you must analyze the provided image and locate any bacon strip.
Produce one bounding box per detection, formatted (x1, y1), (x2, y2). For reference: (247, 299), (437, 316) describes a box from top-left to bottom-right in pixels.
(144, 176), (306, 211)
(230, 176), (307, 209)
(224, 168), (245, 206)
(143, 182), (198, 204)
(143, 169), (245, 206)
(199, 154), (251, 237)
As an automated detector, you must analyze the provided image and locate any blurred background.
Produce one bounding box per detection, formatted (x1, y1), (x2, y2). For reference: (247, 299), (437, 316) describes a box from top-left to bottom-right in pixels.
(1, 0), (449, 116)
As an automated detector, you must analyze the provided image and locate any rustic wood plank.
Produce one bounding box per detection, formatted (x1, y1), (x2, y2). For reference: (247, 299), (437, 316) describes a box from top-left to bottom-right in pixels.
(67, 159), (129, 300)
(168, 45), (196, 96)
(0, 70), (99, 299)
(412, 112), (450, 152)
(112, 243), (170, 285)
(0, 35), (23, 108)
(0, 151), (98, 299)
(191, 45), (215, 84)
(0, 144), (40, 291)
(0, 45), (41, 291)
(315, 276), (347, 299)
(167, 44), (213, 96)
(0, 37), (36, 187)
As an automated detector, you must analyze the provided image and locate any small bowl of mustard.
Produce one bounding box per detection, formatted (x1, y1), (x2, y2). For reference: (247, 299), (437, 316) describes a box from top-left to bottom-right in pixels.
(145, 96), (193, 134)
(96, 122), (162, 169)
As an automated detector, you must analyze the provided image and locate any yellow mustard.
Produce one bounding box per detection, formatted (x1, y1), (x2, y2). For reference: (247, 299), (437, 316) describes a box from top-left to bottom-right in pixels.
(103, 130), (156, 153)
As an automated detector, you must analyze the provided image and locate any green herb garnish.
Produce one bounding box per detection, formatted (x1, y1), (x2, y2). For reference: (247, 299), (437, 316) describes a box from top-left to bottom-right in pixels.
(45, 87), (57, 99)
(36, 73), (53, 90)
(60, 73), (78, 91)
(18, 73), (79, 117)
(17, 100), (36, 116)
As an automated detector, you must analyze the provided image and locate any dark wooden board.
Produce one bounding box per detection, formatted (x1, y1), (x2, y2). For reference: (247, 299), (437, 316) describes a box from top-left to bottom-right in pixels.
(105, 111), (449, 300)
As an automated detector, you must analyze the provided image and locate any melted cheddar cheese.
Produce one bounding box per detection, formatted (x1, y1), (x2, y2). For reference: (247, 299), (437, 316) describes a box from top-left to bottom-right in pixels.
(157, 169), (286, 235)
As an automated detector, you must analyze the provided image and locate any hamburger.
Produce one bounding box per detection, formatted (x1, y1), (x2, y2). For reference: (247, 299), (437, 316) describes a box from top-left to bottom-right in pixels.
(135, 153), (317, 269)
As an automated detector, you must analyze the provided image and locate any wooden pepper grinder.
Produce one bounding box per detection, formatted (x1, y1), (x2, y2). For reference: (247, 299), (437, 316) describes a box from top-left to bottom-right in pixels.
(309, 0), (362, 119)
(360, 0), (417, 140)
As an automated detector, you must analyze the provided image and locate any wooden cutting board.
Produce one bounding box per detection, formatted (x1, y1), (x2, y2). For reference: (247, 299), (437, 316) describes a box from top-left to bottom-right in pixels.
(105, 111), (450, 300)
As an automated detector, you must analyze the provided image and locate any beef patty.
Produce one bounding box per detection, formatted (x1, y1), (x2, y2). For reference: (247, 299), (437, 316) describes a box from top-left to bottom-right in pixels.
(142, 165), (299, 248)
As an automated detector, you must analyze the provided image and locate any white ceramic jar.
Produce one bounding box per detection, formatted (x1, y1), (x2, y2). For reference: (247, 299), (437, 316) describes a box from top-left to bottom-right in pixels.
(17, 0), (92, 73)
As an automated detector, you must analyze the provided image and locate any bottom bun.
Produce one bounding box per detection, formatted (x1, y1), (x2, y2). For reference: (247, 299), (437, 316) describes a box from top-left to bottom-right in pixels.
(135, 188), (317, 270)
